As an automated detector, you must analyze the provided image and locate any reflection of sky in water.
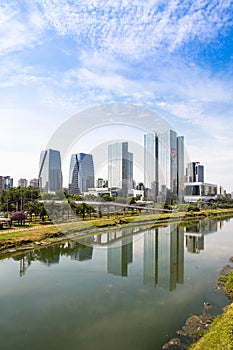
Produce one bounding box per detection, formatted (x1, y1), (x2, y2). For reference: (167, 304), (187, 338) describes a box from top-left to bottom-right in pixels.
(0, 218), (232, 350)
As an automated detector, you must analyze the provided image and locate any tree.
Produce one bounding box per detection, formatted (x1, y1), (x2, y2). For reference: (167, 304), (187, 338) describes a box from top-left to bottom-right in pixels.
(75, 203), (95, 220)
(11, 211), (27, 225)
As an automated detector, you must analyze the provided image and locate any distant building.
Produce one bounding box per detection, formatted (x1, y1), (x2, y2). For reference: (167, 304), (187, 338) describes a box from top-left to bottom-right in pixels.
(108, 142), (133, 197)
(69, 153), (94, 194)
(133, 189), (144, 201)
(96, 178), (108, 188)
(39, 149), (63, 193)
(184, 182), (217, 202)
(18, 178), (28, 187)
(144, 133), (159, 201)
(186, 162), (204, 183)
(0, 176), (13, 194)
(83, 187), (112, 197)
(29, 178), (39, 188)
(218, 185), (224, 197)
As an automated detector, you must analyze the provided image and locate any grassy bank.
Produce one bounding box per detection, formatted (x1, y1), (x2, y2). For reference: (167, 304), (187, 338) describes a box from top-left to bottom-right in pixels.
(0, 208), (233, 252)
(190, 269), (233, 350)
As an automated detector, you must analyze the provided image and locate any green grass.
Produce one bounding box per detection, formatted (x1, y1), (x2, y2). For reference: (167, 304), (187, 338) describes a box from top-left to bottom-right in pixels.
(190, 303), (233, 350)
(1, 208), (233, 252)
(190, 269), (233, 350)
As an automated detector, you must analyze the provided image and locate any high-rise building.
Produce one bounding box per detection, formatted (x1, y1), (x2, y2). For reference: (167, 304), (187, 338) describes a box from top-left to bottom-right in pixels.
(69, 153), (94, 194)
(144, 133), (159, 200)
(159, 130), (178, 195)
(108, 142), (133, 197)
(18, 178), (28, 187)
(177, 136), (184, 201)
(0, 176), (13, 194)
(144, 130), (184, 202)
(186, 162), (204, 183)
(39, 149), (63, 193)
(196, 164), (204, 182)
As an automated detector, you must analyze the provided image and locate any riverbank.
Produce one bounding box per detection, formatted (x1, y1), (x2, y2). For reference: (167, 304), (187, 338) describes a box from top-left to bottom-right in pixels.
(0, 208), (233, 254)
(162, 259), (233, 350)
(190, 265), (233, 350)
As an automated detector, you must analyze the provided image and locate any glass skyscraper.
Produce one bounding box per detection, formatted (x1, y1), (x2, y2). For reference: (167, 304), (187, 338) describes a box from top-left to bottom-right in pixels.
(144, 129), (184, 202)
(69, 153), (94, 194)
(108, 142), (133, 197)
(144, 133), (159, 200)
(177, 136), (184, 201)
(39, 149), (63, 193)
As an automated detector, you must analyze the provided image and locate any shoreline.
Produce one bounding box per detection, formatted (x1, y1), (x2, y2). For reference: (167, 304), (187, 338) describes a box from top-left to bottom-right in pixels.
(162, 261), (233, 349)
(0, 208), (233, 256)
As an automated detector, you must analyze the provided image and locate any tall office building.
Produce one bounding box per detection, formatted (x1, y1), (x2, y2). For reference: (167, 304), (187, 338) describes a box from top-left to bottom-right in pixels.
(39, 149), (63, 193)
(69, 153), (94, 194)
(144, 129), (184, 202)
(108, 142), (133, 197)
(186, 162), (204, 183)
(195, 164), (204, 182)
(128, 152), (133, 190)
(177, 136), (184, 201)
(158, 130), (179, 198)
(144, 133), (159, 200)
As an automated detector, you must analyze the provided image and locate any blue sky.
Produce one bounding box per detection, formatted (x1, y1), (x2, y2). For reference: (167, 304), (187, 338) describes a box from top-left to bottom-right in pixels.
(0, 0), (233, 191)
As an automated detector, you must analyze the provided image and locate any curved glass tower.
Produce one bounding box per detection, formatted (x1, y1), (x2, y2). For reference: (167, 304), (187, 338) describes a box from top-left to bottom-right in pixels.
(69, 153), (94, 194)
(39, 149), (63, 193)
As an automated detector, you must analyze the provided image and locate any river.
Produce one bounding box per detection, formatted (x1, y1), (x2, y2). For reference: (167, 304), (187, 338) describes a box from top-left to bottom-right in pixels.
(0, 217), (233, 350)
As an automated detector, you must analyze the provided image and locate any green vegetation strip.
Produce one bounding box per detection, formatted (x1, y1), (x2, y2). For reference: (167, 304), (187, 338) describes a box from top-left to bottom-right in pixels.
(190, 269), (233, 350)
(0, 208), (233, 252)
(190, 303), (233, 350)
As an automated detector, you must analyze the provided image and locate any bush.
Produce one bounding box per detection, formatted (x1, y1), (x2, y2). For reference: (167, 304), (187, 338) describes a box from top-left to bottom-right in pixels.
(11, 211), (27, 225)
(188, 205), (200, 212)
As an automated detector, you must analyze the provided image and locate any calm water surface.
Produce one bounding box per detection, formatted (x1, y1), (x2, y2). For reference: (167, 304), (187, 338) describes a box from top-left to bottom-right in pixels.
(0, 218), (233, 350)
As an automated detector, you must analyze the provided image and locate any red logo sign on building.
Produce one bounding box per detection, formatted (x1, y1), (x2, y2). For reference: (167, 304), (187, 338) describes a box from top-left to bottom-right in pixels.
(171, 148), (177, 160)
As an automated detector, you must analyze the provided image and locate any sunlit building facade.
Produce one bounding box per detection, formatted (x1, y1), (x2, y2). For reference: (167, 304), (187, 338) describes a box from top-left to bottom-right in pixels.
(144, 133), (159, 201)
(39, 149), (63, 193)
(69, 153), (94, 194)
(108, 142), (133, 197)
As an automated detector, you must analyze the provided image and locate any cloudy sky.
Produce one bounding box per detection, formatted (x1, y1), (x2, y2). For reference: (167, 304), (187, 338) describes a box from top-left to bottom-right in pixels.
(0, 0), (232, 191)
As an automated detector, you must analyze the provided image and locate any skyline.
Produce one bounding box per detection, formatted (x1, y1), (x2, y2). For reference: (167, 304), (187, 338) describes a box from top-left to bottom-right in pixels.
(0, 1), (232, 191)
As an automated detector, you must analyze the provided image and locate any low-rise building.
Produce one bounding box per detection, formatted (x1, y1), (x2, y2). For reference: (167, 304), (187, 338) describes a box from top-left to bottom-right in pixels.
(184, 182), (217, 203)
(18, 178), (28, 187)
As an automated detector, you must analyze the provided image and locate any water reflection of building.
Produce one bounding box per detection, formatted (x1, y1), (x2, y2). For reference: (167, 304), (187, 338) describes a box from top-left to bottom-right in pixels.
(143, 228), (158, 287)
(184, 219), (218, 254)
(186, 235), (204, 254)
(143, 225), (184, 291)
(107, 236), (133, 277)
(70, 246), (93, 261)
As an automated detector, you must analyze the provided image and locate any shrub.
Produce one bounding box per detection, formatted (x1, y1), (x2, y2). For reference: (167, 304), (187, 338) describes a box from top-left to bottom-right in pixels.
(11, 211), (27, 225)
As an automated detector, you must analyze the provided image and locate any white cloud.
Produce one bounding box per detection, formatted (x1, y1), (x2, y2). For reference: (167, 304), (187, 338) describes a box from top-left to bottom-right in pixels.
(36, 0), (233, 57)
(0, 2), (45, 55)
